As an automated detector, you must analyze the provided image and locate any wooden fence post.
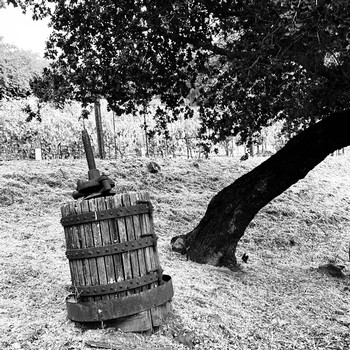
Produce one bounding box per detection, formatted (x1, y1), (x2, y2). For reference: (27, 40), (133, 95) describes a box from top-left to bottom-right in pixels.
(94, 99), (105, 159)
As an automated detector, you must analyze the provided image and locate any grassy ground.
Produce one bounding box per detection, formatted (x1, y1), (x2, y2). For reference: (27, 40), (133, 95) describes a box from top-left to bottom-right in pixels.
(0, 153), (349, 349)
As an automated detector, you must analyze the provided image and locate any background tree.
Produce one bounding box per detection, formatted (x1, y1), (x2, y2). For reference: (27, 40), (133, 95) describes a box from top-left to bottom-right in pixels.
(0, 37), (45, 101)
(9, 0), (350, 267)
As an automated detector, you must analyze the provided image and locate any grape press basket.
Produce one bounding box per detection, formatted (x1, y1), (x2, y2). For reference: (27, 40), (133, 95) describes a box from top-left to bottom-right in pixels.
(60, 129), (173, 332)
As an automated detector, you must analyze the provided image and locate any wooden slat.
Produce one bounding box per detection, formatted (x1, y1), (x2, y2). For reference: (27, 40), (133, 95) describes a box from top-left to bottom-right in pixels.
(121, 193), (141, 294)
(138, 192), (160, 278)
(128, 192), (154, 328)
(79, 199), (102, 301)
(74, 201), (93, 302)
(96, 197), (117, 296)
(66, 202), (86, 287)
(113, 195), (133, 291)
(105, 196), (125, 297)
(136, 192), (167, 329)
(87, 198), (108, 301)
(129, 192), (147, 291)
(143, 192), (160, 270)
(137, 189), (161, 334)
(61, 205), (79, 286)
(136, 192), (153, 275)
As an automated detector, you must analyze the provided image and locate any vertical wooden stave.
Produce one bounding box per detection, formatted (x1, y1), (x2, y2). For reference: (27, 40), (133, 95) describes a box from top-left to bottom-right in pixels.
(136, 192), (153, 276)
(67, 202), (86, 288)
(129, 192), (148, 292)
(113, 194), (133, 293)
(61, 205), (79, 287)
(86, 198), (108, 301)
(74, 200), (94, 302)
(121, 193), (141, 294)
(136, 192), (168, 329)
(144, 192), (161, 270)
(105, 196), (125, 297)
(122, 192), (153, 330)
(79, 199), (101, 301)
(138, 191), (160, 279)
(96, 197), (117, 297)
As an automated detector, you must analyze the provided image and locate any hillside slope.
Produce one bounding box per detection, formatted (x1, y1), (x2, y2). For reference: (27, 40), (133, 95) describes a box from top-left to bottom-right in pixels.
(0, 154), (349, 349)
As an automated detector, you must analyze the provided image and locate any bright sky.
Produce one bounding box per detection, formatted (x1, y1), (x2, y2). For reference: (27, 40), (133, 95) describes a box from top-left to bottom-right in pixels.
(0, 5), (51, 56)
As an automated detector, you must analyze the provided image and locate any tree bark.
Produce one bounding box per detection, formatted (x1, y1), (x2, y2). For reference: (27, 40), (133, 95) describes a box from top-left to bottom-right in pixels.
(171, 110), (350, 269)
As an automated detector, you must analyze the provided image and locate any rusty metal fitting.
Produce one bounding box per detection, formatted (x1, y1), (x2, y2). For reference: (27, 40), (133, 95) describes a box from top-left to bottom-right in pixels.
(72, 129), (116, 200)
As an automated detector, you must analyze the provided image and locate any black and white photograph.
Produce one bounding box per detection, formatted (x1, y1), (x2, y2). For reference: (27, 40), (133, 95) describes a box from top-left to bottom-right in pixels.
(1, 1), (350, 349)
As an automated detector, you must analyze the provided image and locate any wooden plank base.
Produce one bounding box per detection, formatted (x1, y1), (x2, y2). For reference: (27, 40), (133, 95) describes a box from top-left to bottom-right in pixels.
(75, 303), (172, 332)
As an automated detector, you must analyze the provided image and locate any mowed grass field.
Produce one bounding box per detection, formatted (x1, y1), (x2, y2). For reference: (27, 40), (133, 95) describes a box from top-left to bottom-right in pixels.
(0, 153), (350, 350)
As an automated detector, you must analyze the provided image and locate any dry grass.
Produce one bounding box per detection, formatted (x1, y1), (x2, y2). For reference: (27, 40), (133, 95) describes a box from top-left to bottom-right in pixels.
(0, 153), (350, 349)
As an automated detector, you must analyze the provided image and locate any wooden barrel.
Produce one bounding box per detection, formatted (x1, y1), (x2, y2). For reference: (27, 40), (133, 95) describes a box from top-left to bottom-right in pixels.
(60, 191), (173, 332)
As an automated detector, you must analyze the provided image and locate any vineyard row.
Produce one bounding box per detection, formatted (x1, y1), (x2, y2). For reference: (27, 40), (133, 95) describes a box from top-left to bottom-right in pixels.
(0, 99), (282, 161)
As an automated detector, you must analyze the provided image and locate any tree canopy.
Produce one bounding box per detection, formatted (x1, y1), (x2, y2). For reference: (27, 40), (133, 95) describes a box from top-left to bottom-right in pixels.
(8, 0), (350, 141)
(6, 0), (350, 268)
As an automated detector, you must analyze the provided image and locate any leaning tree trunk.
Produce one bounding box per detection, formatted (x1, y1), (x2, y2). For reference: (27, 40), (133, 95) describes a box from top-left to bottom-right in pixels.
(171, 110), (350, 269)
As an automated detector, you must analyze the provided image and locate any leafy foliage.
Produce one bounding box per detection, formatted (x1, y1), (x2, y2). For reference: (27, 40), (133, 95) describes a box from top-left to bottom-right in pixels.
(0, 37), (46, 100)
(9, 0), (350, 142)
